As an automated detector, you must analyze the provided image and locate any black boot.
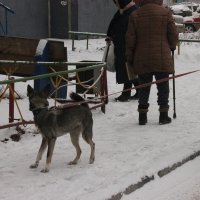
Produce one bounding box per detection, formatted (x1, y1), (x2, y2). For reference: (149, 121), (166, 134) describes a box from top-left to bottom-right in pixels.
(159, 106), (171, 125)
(138, 107), (148, 125)
(159, 112), (171, 125)
(129, 90), (139, 100)
(115, 84), (131, 102)
(115, 93), (130, 102)
(139, 112), (147, 125)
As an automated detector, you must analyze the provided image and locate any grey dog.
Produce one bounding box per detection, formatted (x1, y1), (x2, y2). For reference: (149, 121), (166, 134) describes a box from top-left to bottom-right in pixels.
(27, 84), (95, 173)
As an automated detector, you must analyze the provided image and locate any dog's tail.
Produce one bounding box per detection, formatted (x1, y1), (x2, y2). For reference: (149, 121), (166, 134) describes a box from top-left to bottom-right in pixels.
(70, 92), (89, 108)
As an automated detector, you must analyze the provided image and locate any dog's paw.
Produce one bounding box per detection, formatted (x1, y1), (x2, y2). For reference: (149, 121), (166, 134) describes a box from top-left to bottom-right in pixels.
(30, 163), (38, 169)
(68, 161), (77, 165)
(40, 168), (49, 173)
(89, 158), (95, 164)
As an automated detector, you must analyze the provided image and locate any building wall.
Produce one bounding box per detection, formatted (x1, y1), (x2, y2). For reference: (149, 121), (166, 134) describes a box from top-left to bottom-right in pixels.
(0, 0), (116, 39)
(77, 0), (116, 34)
(0, 0), (48, 39)
(50, 0), (69, 39)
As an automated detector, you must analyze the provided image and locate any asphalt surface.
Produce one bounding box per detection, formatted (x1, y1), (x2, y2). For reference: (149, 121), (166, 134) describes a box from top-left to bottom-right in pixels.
(122, 156), (200, 200)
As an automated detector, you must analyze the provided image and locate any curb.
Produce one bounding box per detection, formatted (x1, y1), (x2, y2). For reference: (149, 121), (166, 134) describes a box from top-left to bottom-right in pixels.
(107, 149), (200, 200)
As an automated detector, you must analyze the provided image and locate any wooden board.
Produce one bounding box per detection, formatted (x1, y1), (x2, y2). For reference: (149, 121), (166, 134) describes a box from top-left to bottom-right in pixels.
(0, 36), (68, 77)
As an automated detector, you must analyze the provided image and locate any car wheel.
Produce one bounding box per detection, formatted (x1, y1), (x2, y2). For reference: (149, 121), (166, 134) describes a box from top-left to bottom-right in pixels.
(185, 24), (195, 33)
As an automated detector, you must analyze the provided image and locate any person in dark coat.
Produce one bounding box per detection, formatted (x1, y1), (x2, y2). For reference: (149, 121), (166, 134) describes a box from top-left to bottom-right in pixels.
(126, 0), (178, 125)
(106, 0), (140, 102)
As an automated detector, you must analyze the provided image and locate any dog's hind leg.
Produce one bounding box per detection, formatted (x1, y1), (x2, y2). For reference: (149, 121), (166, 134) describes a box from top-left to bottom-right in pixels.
(88, 139), (95, 164)
(68, 130), (81, 165)
(82, 129), (95, 164)
(41, 138), (56, 173)
(30, 137), (48, 169)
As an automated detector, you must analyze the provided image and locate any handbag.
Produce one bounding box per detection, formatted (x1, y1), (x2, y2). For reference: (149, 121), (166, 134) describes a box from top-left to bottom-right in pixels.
(126, 62), (138, 81)
(102, 42), (115, 72)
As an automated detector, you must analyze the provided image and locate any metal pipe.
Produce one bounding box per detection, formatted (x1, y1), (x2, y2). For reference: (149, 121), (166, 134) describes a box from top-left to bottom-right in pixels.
(86, 35), (89, 50)
(0, 60), (104, 66)
(0, 62), (106, 85)
(68, 31), (107, 50)
(179, 39), (200, 43)
(9, 77), (14, 123)
(48, 0), (51, 38)
(68, 31), (106, 37)
(172, 51), (176, 119)
(68, 0), (72, 39)
(72, 35), (75, 51)
(5, 9), (7, 35)
(0, 121), (34, 129)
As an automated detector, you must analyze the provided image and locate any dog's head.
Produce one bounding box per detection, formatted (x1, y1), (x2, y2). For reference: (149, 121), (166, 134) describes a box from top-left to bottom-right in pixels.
(27, 84), (50, 111)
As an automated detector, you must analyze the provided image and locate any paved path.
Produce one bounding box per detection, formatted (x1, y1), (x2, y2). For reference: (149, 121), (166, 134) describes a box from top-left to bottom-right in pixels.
(122, 156), (200, 200)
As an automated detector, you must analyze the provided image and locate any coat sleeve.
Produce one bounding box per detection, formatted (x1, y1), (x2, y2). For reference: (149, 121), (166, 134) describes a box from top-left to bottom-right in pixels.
(107, 11), (120, 37)
(167, 11), (179, 51)
(125, 14), (137, 64)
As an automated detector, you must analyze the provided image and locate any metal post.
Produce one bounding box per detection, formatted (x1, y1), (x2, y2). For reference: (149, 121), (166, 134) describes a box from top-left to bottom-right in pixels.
(172, 51), (177, 119)
(5, 9), (7, 35)
(86, 35), (89, 50)
(48, 0), (51, 38)
(68, 0), (72, 39)
(72, 35), (75, 51)
(178, 41), (180, 55)
(0, 20), (5, 35)
(0, 2), (15, 35)
(9, 77), (14, 123)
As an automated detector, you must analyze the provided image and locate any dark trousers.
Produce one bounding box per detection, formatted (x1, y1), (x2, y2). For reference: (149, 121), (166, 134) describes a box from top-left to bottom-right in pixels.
(138, 72), (169, 109)
(122, 78), (140, 96)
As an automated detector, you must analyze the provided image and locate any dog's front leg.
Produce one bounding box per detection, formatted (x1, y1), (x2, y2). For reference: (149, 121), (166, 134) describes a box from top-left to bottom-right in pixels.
(41, 138), (56, 173)
(30, 137), (48, 169)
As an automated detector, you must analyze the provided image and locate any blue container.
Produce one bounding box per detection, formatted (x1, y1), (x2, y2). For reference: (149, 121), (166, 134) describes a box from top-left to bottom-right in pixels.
(34, 39), (67, 99)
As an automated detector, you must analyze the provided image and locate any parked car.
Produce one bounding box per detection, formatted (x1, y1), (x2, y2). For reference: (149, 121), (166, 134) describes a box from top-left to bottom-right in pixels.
(197, 6), (200, 13)
(170, 4), (192, 17)
(184, 16), (200, 32)
(173, 15), (185, 33)
(180, 2), (199, 12)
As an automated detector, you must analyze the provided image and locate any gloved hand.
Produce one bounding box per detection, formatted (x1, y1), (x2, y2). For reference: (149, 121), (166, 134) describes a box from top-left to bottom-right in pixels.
(105, 37), (112, 45)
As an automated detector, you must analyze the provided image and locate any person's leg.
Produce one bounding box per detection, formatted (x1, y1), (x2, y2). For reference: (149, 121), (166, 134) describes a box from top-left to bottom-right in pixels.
(130, 78), (140, 100)
(115, 82), (132, 102)
(138, 73), (153, 125)
(155, 72), (171, 124)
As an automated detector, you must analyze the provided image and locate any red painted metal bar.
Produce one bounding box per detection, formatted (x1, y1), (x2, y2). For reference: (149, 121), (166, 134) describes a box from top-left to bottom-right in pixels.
(9, 78), (14, 123)
(0, 120), (34, 129)
(90, 103), (105, 111)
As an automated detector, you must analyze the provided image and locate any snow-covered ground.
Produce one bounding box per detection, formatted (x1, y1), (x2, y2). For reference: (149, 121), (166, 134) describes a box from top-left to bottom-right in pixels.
(0, 34), (200, 200)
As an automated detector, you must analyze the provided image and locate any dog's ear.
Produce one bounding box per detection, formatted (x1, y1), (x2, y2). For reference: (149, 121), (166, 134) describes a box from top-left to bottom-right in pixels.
(27, 85), (34, 97)
(42, 84), (51, 98)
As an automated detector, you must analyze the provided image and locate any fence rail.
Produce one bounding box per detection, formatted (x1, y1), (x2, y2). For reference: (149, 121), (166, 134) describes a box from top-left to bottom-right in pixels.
(0, 61), (106, 85)
(177, 38), (200, 54)
(68, 31), (106, 51)
(179, 39), (200, 43)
